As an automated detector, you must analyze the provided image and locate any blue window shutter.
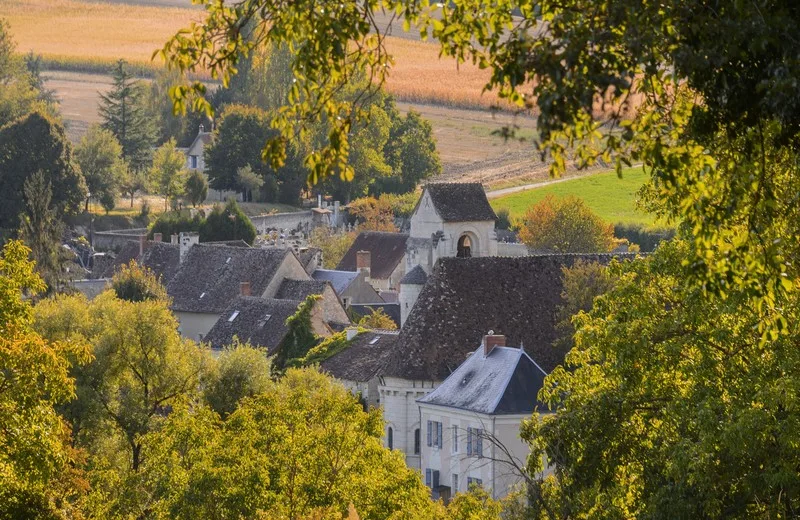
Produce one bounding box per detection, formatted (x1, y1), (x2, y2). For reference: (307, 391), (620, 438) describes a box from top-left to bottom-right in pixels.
(425, 468), (432, 487)
(437, 422), (443, 448)
(433, 470), (440, 488)
(477, 429), (483, 457)
(467, 427), (473, 456)
(427, 421), (432, 447)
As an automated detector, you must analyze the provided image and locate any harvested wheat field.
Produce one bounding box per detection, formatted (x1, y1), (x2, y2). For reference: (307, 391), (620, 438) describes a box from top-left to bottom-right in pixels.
(3, 0), (500, 109)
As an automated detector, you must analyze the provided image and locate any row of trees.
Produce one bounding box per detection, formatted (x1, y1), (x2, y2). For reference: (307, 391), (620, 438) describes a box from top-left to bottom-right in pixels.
(1, 244), (509, 518)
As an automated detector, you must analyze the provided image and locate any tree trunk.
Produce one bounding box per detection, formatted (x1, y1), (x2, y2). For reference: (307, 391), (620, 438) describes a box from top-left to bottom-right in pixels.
(132, 441), (142, 472)
(85, 197), (90, 213)
(130, 192), (134, 208)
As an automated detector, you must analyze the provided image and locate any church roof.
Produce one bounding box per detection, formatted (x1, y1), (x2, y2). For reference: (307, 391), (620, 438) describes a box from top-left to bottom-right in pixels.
(400, 265), (428, 285)
(384, 254), (639, 381)
(424, 183), (497, 222)
(417, 345), (548, 415)
(336, 231), (409, 280)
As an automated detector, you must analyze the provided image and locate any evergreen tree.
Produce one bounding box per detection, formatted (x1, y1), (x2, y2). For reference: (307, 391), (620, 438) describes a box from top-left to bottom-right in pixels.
(18, 171), (64, 291)
(99, 60), (156, 172)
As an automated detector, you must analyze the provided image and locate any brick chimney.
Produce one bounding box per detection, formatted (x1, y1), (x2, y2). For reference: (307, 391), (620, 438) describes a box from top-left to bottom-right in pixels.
(356, 250), (371, 281)
(240, 281), (251, 297)
(154, 232), (162, 242)
(483, 332), (506, 356)
(138, 234), (146, 256)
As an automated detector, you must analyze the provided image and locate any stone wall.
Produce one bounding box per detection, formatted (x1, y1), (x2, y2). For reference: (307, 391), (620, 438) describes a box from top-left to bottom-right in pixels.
(92, 229), (147, 252)
(497, 242), (530, 257)
(250, 211), (314, 234)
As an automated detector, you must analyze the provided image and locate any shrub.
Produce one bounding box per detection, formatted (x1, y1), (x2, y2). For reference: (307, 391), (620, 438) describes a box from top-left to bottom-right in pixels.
(111, 261), (168, 302)
(200, 199), (257, 245)
(614, 223), (676, 252)
(148, 212), (202, 240)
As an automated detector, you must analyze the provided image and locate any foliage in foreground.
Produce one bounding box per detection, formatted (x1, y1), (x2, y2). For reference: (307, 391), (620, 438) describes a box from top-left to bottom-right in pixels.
(0, 241), (90, 520)
(524, 239), (800, 518)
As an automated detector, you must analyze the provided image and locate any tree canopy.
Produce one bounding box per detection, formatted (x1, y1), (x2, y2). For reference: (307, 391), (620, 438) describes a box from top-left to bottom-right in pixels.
(0, 110), (87, 231)
(74, 124), (124, 213)
(160, 0), (800, 330)
(518, 195), (616, 253)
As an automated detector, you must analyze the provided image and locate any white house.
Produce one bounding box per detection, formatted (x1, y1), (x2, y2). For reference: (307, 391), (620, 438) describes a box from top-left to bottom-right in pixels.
(183, 125), (242, 202)
(378, 254), (635, 468)
(416, 333), (549, 501)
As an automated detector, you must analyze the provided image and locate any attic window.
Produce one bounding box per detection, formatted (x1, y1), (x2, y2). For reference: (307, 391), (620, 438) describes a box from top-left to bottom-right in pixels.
(369, 337), (380, 345)
(225, 257), (232, 264)
(228, 310), (240, 322)
(257, 315), (272, 328)
(199, 292), (206, 299)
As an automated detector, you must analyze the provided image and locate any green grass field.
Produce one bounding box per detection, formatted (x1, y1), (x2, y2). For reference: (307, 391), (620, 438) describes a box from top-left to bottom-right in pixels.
(490, 167), (660, 226)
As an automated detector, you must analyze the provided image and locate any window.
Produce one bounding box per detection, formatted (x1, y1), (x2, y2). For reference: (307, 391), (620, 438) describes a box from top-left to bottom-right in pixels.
(428, 420), (443, 448)
(452, 425), (458, 453)
(457, 234), (472, 258)
(190, 155), (198, 169)
(425, 468), (432, 488)
(414, 428), (420, 454)
(387, 427), (393, 450)
(452, 474), (459, 493)
(228, 310), (240, 322)
(467, 477), (483, 489)
(467, 427), (483, 457)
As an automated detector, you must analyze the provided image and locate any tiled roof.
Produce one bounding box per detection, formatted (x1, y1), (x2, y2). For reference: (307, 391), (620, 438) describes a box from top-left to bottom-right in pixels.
(167, 244), (289, 314)
(350, 303), (401, 328)
(424, 183), (497, 222)
(385, 254), (640, 380)
(203, 297), (300, 353)
(336, 231), (409, 280)
(297, 248), (322, 274)
(400, 265), (427, 285)
(319, 331), (399, 383)
(275, 279), (329, 301)
(417, 345), (547, 415)
(312, 269), (358, 294)
(93, 240), (180, 285)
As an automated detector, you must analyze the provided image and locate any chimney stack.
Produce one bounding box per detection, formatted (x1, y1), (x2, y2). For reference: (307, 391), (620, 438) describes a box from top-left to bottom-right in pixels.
(483, 332), (506, 356)
(240, 281), (251, 297)
(171, 234), (179, 245)
(199, 124), (205, 133)
(356, 250), (371, 281)
(154, 232), (162, 242)
(179, 232), (199, 263)
(138, 234), (146, 256)
(345, 327), (359, 341)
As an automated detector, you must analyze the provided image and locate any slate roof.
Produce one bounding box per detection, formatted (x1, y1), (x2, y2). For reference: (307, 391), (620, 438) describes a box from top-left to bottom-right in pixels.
(297, 248), (322, 274)
(203, 297), (300, 352)
(350, 303), (401, 328)
(336, 231), (409, 280)
(424, 183), (497, 222)
(167, 244), (289, 314)
(93, 240), (180, 285)
(312, 269), (358, 294)
(385, 254), (639, 381)
(400, 265), (428, 285)
(417, 346), (547, 415)
(319, 331), (399, 382)
(275, 279), (329, 301)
